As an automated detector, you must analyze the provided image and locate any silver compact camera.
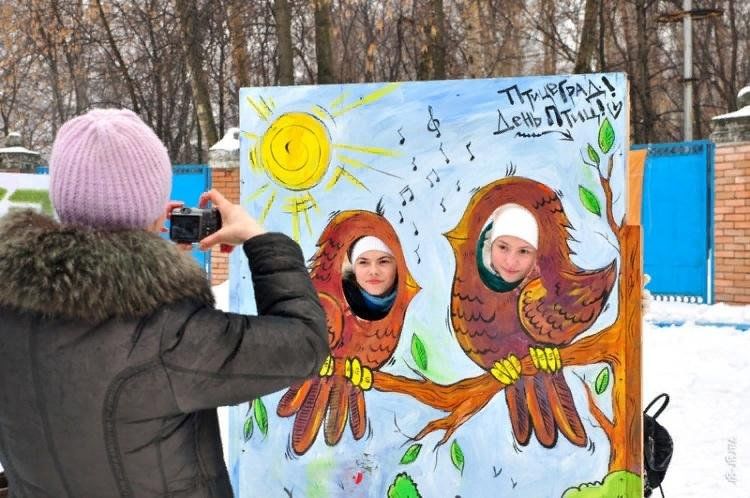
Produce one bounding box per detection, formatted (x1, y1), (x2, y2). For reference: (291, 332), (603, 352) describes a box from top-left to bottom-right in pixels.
(169, 207), (222, 244)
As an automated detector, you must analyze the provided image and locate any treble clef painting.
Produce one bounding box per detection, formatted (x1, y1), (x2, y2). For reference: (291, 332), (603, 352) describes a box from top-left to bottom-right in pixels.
(426, 104), (441, 138)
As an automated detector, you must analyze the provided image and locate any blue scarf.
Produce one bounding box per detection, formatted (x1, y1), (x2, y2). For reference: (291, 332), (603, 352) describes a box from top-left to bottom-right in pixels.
(359, 286), (397, 313)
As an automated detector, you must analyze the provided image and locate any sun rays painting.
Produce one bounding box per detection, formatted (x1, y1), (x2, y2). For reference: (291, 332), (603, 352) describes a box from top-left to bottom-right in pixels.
(242, 83), (403, 241)
(229, 74), (642, 498)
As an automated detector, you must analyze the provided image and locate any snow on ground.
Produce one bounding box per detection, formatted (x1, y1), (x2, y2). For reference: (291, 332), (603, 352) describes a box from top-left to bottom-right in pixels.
(643, 301), (749, 497)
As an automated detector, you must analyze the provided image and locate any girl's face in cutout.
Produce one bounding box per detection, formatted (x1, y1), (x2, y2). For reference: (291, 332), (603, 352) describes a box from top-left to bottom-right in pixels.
(353, 250), (397, 296)
(490, 235), (537, 283)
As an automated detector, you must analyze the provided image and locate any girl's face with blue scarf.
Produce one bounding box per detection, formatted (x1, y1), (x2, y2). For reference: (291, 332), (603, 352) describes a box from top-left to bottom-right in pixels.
(353, 250), (397, 297)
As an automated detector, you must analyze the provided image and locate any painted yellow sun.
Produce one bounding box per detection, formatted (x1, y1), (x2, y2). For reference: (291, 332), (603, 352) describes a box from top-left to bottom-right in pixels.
(242, 83), (402, 241)
(260, 112), (331, 191)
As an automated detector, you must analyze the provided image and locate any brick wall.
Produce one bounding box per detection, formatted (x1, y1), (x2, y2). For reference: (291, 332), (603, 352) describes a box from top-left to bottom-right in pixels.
(714, 142), (750, 303)
(210, 166), (240, 286)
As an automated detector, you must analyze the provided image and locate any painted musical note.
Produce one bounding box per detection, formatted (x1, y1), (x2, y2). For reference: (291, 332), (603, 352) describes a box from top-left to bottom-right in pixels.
(397, 127), (406, 145)
(426, 168), (441, 188)
(440, 198), (446, 212)
(411, 222), (419, 236)
(411, 156), (418, 171)
(399, 186), (415, 206)
(439, 143), (450, 164)
(456, 180), (461, 192)
(398, 210), (404, 224)
(426, 105), (441, 138)
(466, 141), (475, 161)
(414, 245), (421, 264)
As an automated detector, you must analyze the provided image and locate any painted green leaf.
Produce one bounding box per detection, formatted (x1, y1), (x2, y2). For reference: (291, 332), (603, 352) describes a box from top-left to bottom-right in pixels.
(586, 144), (600, 165)
(387, 472), (422, 498)
(598, 118), (615, 154)
(410, 334), (428, 371)
(253, 398), (269, 437)
(594, 367), (610, 395)
(578, 185), (602, 217)
(400, 443), (423, 464)
(0, 187), (7, 201)
(450, 440), (465, 475)
(243, 416), (254, 442)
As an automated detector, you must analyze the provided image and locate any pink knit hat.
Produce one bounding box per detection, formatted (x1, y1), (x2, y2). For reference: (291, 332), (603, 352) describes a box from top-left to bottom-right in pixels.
(49, 108), (172, 230)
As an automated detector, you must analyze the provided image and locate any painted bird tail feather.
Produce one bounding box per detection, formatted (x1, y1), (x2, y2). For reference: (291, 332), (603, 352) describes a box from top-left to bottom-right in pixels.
(277, 376), (368, 455)
(506, 371), (587, 448)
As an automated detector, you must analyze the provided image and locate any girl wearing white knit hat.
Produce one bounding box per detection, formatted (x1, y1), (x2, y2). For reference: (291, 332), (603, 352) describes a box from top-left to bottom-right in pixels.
(343, 235), (398, 320)
(482, 203), (539, 286)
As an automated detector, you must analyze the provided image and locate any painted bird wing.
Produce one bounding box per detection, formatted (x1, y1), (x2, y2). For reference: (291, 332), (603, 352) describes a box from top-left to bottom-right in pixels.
(519, 260), (617, 344)
(318, 291), (345, 350)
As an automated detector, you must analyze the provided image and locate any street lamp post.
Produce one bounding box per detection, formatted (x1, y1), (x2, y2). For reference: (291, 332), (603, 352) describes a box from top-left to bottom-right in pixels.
(683, 0), (693, 141)
(658, 3), (722, 141)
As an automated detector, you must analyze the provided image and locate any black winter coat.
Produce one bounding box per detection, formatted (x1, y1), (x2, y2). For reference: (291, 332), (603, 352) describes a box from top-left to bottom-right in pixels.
(0, 211), (329, 498)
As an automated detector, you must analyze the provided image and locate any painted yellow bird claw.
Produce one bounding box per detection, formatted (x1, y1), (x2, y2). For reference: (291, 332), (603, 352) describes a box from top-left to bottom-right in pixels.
(350, 357), (362, 386)
(529, 347), (540, 370)
(360, 366), (373, 391)
(319, 355), (334, 376)
(529, 346), (563, 373)
(490, 354), (522, 385)
(344, 357), (372, 390)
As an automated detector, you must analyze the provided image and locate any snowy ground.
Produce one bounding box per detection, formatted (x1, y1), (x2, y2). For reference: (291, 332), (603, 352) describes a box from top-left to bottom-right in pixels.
(213, 281), (750, 497)
(643, 300), (749, 497)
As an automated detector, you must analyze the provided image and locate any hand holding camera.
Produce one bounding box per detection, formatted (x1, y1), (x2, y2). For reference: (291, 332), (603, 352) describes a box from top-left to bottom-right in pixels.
(169, 189), (265, 251)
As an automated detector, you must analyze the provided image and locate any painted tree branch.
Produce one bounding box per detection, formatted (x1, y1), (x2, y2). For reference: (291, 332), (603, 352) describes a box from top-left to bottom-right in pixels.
(372, 310), (623, 448)
(601, 154), (621, 239)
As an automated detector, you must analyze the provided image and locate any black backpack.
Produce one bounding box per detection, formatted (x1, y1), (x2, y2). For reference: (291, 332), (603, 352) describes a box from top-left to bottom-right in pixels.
(643, 393), (673, 497)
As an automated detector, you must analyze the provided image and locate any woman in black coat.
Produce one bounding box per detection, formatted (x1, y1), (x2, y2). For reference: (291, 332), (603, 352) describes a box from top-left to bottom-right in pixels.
(0, 109), (329, 498)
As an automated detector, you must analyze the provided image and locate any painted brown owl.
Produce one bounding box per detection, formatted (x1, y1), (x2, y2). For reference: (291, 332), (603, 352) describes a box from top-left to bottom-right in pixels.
(277, 209), (420, 455)
(445, 176), (616, 448)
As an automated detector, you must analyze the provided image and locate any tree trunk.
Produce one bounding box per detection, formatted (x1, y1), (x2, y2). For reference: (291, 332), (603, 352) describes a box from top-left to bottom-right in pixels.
(634, 0), (655, 142)
(95, 0), (140, 113)
(541, 0), (557, 74)
(175, 0), (218, 148)
(430, 0), (446, 79)
(313, 0), (335, 84)
(465, 0), (485, 78)
(597, 0), (606, 71)
(273, 0), (294, 85)
(417, 0), (447, 80)
(362, 2), (376, 82)
(573, 0), (598, 73)
(226, 0), (251, 88)
(727, 0), (738, 111)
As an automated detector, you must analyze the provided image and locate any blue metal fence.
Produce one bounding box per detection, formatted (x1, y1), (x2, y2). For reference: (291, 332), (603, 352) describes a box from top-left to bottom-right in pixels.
(166, 164), (212, 273)
(633, 140), (715, 303)
(36, 164), (213, 274)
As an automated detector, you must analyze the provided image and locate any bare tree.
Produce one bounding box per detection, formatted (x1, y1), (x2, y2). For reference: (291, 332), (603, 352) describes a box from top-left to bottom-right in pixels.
(273, 0), (295, 85)
(314, 0), (335, 83)
(573, 0), (598, 73)
(226, 0), (252, 88)
(175, 0), (218, 151)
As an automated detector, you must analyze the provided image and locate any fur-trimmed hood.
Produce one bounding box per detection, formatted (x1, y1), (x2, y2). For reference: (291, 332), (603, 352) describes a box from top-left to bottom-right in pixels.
(0, 210), (214, 323)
